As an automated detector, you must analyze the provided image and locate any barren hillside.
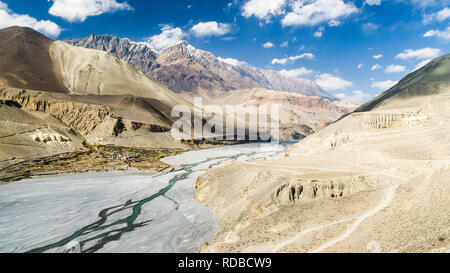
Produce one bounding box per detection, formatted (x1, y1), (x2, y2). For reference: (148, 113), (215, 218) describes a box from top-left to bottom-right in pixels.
(196, 54), (450, 253)
(0, 27), (198, 167)
(0, 27), (68, 93)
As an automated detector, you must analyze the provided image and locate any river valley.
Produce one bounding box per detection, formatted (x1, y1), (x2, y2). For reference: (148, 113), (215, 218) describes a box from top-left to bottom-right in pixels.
(0, 142), (293, 253)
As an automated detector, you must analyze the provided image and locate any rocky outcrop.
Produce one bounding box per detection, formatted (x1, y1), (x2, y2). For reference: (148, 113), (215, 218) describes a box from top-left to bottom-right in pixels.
(273, 175), (386, 205)
(0, 88), (180, 146)
(31, 131), (71, 144)
(351, 112), (430, 129)
(0, 88), (115, 136)
(358, 112), (407, 129)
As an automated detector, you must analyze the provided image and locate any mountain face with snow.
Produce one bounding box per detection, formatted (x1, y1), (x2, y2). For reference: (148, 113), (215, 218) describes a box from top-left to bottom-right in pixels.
(65, 35), (334, 100)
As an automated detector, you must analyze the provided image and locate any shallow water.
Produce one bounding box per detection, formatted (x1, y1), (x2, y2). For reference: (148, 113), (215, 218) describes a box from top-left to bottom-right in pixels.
(0, 142), (293, 253)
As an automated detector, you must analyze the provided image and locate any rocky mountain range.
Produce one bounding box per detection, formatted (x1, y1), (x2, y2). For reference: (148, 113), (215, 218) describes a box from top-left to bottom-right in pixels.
(65, 34), (333, 99)
(0, 26), (354, 170)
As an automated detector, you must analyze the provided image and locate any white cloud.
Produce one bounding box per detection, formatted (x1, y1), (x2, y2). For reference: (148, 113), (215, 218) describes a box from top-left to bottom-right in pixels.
(280, 41), (289, 47)
(371, 80), (398, 90)
(385, 64), (406, 73)
(242, 0), (286, 22)
(313, 31), (323, 38)
(357, 63), (364, 69)
(373, 54), (383, 59)
(282, 0), (358, 27)
(146, 25), (187, 51)
(335, 90), (371, 103)
(328, 19), (341, 27)
(300, 53), (315, 59)
(190, 21), (232, 37)
(271, 59), (286, 65)
(413, 59), (432, 71)
(424, 7), (450, 23)
(314, 26), (324, 38)
(315, 73), (353, 91)
(48, 0), (133, 23)
(365, 0), (381, 5)
(217, 57), (248, 67)
(371, 64), (382, 71)
(0, 1), (61, 37)
(271, 53), (314, 65)
(395, 48), (441, 60)
(263, 41), (275, 48)
(279, 67), (313, 78)
(434, 7), (450, 21)
(424, 26), (450, 41)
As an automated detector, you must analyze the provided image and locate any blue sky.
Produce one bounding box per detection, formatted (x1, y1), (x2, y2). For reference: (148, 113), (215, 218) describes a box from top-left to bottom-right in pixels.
(0, 0), (449, 102)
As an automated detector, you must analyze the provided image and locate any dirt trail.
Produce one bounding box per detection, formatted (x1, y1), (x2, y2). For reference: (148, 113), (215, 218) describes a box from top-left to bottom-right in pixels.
(310, 176), (408, 253)
(270, 217), (355, 253)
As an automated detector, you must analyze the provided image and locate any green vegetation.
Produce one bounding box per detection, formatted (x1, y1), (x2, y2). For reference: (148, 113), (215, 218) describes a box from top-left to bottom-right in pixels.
(0, 143), (186, 184)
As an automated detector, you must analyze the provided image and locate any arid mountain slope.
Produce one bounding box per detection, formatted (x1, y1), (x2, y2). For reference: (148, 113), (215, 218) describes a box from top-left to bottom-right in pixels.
(356, 54), (450, 112)
(195, 88), (353, 139)
(0, 27), (200, 165)
(0, 26), (68, 93)
(49, 41), (190, 113)
(196, 54), (450, 253)
(0, 26), (191, 109)
(66, 35), (333, 99)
